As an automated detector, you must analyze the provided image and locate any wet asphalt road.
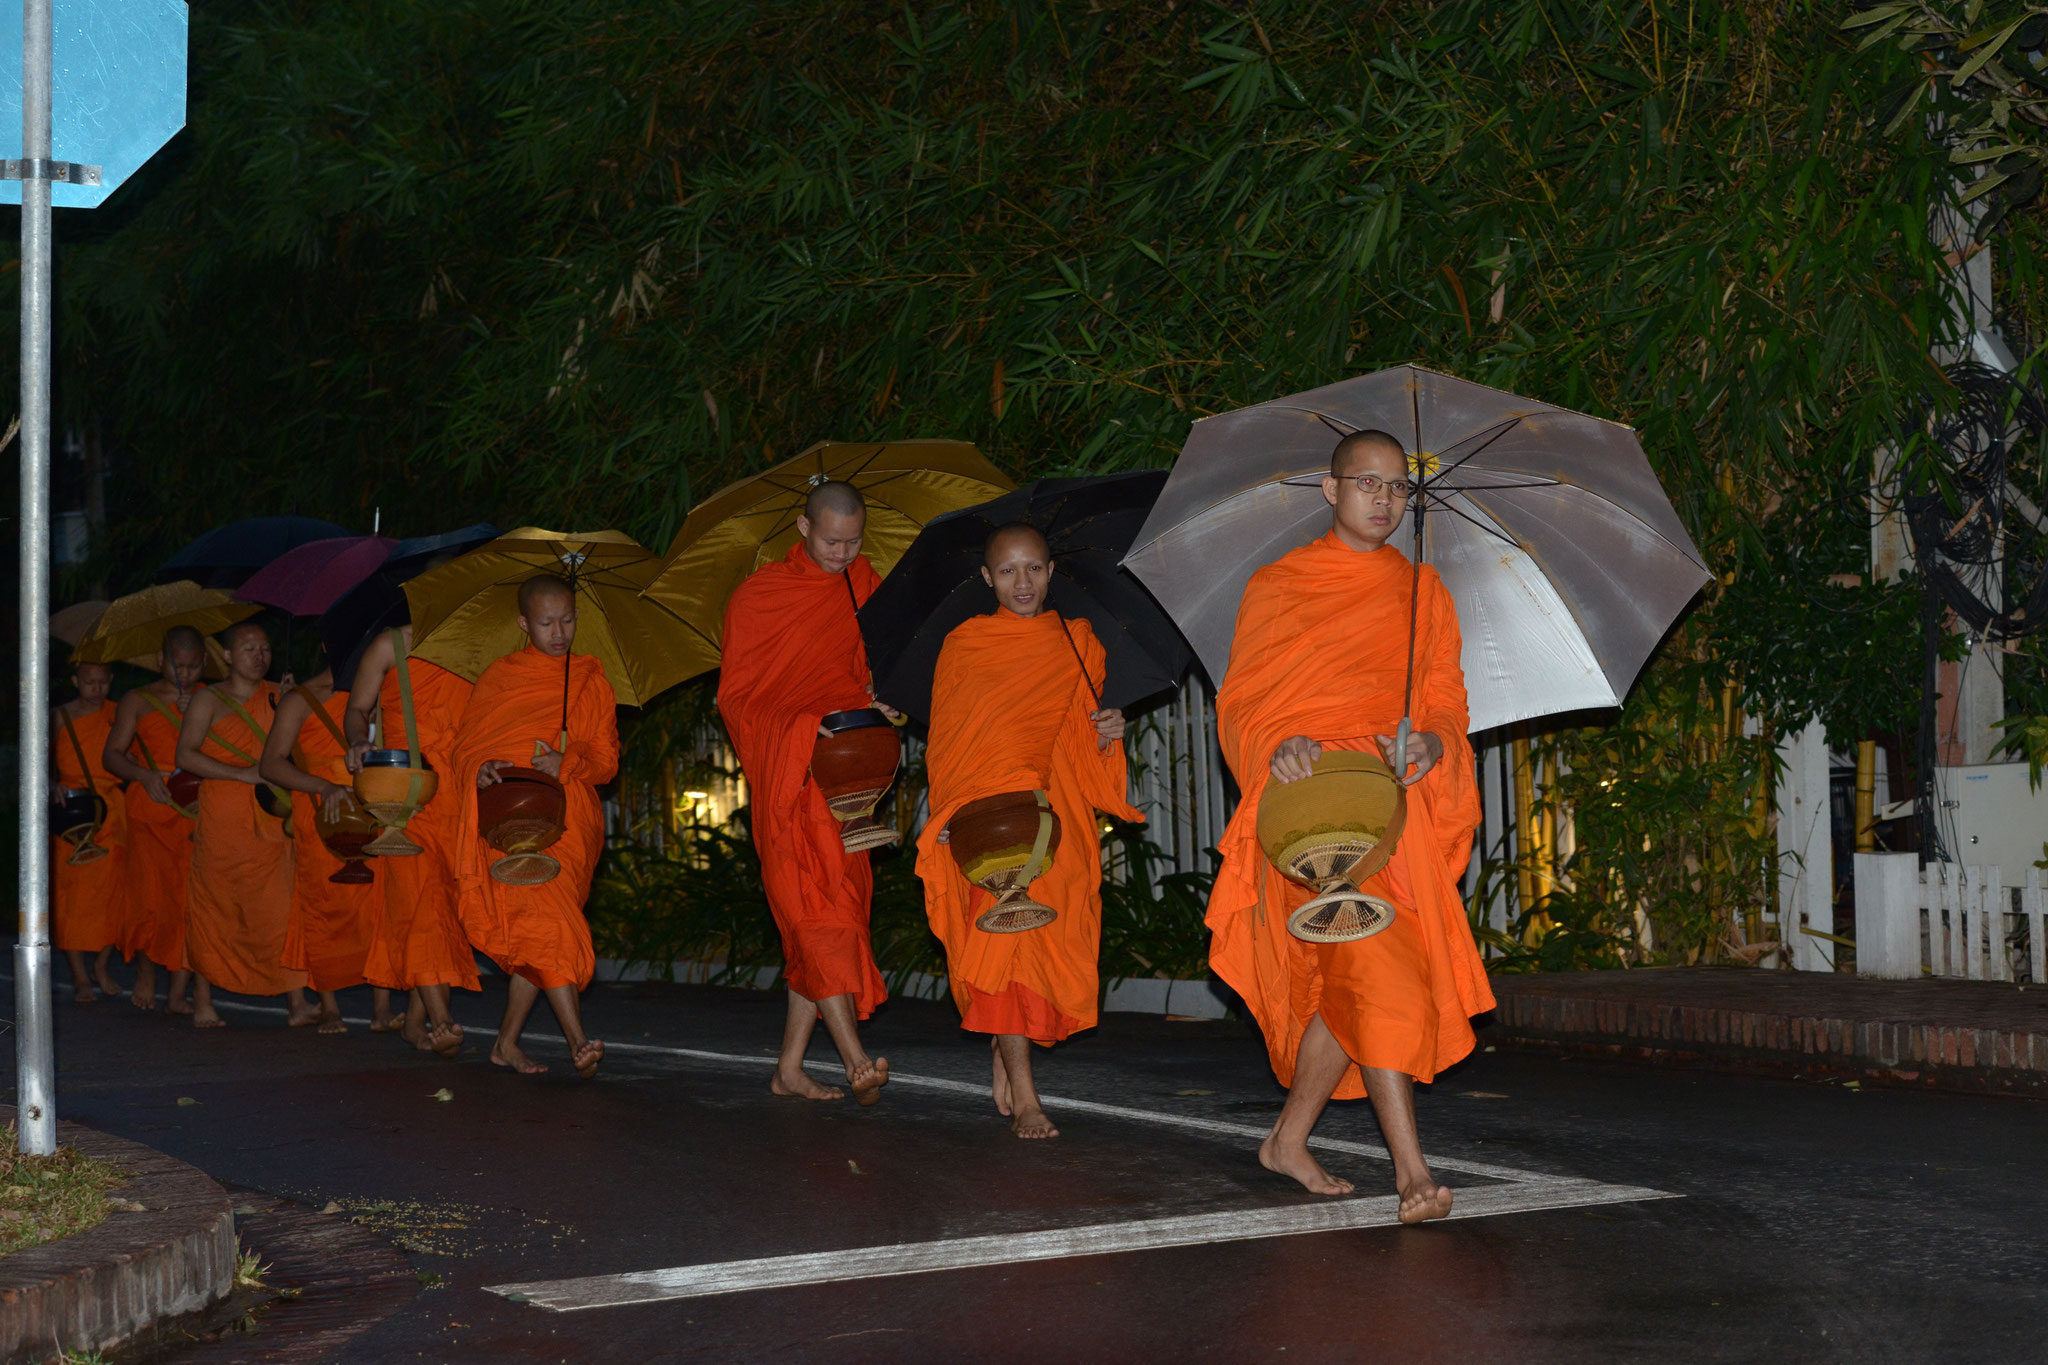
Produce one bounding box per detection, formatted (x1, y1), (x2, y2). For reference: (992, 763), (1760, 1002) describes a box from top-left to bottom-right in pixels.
(7, 971), (2047, 1363)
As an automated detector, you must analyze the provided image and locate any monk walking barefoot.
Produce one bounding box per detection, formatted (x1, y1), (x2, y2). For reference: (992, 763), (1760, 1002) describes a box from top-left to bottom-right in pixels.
(262, 662), (383, 1040)
(52, 660), (129, 1004)
(917, 525), (1141, 1140)
(176, 623), (306, 1031)
(451, 576), (617, 1079)
(346, 627), (481, 1057)
(719, 482), (894, 1104)
(1207, 431), (1493, 1221)
(103, 627), (208, 1015)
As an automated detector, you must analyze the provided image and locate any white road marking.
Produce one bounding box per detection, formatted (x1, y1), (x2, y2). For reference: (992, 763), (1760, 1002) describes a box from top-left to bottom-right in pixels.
(208, 998), (1549, 1182)
(204, 996), (1679, 1309)
(490, 1178), (1679, 1311)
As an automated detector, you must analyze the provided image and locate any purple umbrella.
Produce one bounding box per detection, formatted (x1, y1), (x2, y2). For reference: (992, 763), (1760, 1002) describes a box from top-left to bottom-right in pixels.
(235, 535), (397, 617)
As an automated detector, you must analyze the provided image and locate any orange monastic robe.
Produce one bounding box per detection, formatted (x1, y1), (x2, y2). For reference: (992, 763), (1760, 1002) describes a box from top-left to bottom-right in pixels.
(451, 647), (618, 990)
(281, 691), (382, 990)
(119, 698), (195, 969)
(1209, 533), (1494, 1095)
(52, 702), (127, 953)
(719, 543), (888, 1015)
(917, 611), (1141, 1044)
(363, 655), (481, 992)
(184, 687), (304, 997)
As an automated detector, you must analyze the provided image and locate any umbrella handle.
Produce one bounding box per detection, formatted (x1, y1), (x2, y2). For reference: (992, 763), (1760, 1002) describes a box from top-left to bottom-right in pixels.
(1393, 716), (1411, 783)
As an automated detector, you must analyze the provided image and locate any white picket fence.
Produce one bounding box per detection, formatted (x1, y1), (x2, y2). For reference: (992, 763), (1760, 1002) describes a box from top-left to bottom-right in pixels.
(1852, 853), (2048, 982)
(1126, 675), (1231, 875)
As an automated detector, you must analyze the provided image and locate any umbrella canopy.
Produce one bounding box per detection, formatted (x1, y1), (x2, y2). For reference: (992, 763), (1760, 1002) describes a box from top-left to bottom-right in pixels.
(859, 471), (1192, 723)
(49, 600), (109, 646)
(403, 527), (693, 708)
(234, 535), (396, 617)
(641, 439), (1014, 681)
(73, 581), (260, 668)
(319, 573), (411, 692)
(157, 516), (353, 588)
(385, 522), (501, 577)
(1123, 366), (1712, 732)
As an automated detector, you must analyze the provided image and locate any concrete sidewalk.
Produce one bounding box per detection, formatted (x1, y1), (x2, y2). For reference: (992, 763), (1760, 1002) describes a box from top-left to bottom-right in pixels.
(1484, 967), (2048, 1098)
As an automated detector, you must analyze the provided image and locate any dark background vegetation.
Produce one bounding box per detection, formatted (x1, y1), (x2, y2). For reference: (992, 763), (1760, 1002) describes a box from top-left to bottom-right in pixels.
(10, 0), (2047, 976)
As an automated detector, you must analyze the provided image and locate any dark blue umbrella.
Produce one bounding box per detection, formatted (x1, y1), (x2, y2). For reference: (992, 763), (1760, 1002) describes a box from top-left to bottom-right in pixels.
(157, 516), (352, 589)
(386, 522), (500, 577)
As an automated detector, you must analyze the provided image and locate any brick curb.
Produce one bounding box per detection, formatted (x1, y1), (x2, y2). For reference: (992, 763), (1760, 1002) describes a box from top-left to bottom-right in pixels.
(0, 1107), (234, 1364)
(1481, 969), (2048, 1100)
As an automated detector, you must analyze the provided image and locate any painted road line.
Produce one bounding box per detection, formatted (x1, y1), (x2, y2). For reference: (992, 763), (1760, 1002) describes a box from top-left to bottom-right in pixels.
(489, 1178), (1680, 1311)
(205, 998), (1562, 1184)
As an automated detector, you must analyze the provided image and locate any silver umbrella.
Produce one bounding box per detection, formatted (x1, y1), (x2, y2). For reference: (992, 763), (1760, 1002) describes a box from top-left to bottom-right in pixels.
(1123, 365), (1711, 734)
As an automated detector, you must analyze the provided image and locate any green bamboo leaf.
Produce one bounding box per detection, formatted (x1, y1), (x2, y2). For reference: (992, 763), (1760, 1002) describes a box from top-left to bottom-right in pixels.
(1953, 19), (2024, 83)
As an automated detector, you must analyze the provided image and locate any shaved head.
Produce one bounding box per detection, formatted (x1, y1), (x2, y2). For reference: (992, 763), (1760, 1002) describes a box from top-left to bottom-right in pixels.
(983, 522), (1050, 567)
(804, 480), (865, 521)
(1331, 429), (1407, 478)
(222, 619), (269, 649)
(162, 624), (204, 657)
(517, 573), (574, 617)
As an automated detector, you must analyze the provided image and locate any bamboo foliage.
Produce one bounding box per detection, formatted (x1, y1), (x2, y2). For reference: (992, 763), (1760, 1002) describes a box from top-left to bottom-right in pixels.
(3, 0), (2003, 965)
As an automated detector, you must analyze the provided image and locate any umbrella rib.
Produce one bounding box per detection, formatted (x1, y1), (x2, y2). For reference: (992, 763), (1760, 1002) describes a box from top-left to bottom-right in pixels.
(1430, 494), (1524, 548)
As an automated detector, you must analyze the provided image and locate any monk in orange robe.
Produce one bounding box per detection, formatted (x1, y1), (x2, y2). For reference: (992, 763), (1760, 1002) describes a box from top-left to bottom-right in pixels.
(719, 480), (894, 1104)
(103, 625), (207, 1015)
(916, 525), (1140, 1139)
(260, 666), (386, 1034)
(451, 574), (618, 1078)
(1208, 430), (1494, 1223)
(175, 621), (314, 1029)
(346, 624), (478, 1052)
(51, 660), (126, 1002)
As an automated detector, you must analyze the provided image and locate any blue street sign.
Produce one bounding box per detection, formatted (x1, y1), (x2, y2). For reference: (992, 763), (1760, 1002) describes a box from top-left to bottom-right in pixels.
(0, 0), (186, 209)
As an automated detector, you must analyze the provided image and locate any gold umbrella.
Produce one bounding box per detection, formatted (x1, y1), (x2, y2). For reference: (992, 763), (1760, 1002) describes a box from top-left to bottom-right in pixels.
(640, 439), (1013, 681)
(73, 581), (258, 670)
(402, 527), (691, 708)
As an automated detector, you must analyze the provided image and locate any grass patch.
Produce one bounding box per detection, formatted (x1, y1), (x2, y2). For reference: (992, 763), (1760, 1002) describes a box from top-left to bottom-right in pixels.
(0, 1126), (126, 1257)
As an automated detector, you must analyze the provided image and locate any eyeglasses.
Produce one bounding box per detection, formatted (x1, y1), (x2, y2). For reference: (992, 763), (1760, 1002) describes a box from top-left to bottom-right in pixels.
(1347, 474), (1417, 501)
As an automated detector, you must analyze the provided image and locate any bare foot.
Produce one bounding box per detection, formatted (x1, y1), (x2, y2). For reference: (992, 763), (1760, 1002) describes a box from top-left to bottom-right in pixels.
(990, 1039), (1012, 1117)
(424, 1021), (464, 1057)
(849, 1056), (889, 1107)
(490, 1040), (548, 1075)
(1011, 1104), (1059, 1140)
(1396, 1171), (1453, 1225)
(72, 985), (98, 1005)
(316, 1004), (347, 1035)
(1258, 1133), (1354, 1196)
(94, 970), (122, 998)
(770, 1065), (843, 1100)
(130, 990), (158, 1012)
(401, 1018), (428, 1048)
(166, 999), (194, 1017)
(286, 1002), (322, 1027)
(192, 1006), (225, 1030)
(572, 1039), (604, 1079)
(369, 1015), (405, 1033)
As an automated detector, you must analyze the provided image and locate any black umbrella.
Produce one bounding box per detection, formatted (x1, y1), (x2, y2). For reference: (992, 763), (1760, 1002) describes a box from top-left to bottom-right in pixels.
(320, 573), (410, 694)
(859, 471), (1191, 723)
(385, 522), (500, 577)
(156, 515), (352, 588)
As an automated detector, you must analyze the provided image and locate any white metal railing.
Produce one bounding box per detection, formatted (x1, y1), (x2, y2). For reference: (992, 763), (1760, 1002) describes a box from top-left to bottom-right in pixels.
(1126, 675), (1231, 875)
(1853, 853), (2048, 982)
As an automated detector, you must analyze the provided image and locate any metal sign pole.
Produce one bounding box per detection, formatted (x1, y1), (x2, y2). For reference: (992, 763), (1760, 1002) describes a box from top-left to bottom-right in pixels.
(15, 0), (57, 1157)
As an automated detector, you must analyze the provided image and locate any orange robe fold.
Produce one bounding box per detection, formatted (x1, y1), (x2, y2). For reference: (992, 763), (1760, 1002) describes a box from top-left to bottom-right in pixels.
(916, 611), (1141, 1044)
(718, 543), (888, 1016)
(119, 699), (196, 969)
(451, 647), (618, 990)
(363, 657), (481, 992)
(52, 702), (127, 954)
(281, 691), (382, 991)
(184, 688), (304, 997)
(1209, 533), (1493, 1095)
